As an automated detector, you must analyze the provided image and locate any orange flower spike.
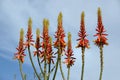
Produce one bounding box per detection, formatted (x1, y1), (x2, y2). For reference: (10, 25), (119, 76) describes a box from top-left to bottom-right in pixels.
(54, 12), (66, 50)
(40, 19), (50, 62)
(76, 12), (89, 48)
(94, 8), (108, 46)
(25, 18), (34, 47)
(64, 32), (75, 67)
(36, 28), (40, 49)
(34, 28), (41, 56)
(15, 28), (26, 63)
(46, 37), (55, 64)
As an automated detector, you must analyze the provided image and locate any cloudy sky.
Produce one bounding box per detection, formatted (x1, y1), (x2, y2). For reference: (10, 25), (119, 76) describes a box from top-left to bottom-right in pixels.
(0, 0), (120, 80)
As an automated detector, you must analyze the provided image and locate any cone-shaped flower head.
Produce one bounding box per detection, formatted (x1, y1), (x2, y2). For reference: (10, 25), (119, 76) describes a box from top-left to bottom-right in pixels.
(76, 12), (89, 48)
(46, 37), (55, 64)
(64, 32), (75, 67)
(36, 28), (40, 49)
(94, 8), (108, 47)
(25, 18), (34, 47)
(40, 19), (55, 63)
(34, 28), (41, 56)
(54, 12), (66, 51)
(15, 28), (26, 63)
(43, 19), (49, 41)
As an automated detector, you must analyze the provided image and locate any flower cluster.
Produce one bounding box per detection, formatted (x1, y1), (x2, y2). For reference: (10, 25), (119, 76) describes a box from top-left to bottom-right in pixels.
(94, 8), (108, 47)
(40, 19), (55, 64)
(25, 18), (34, 48)
(14, 28), (26, 63)
(14, 8), (108, 80)
(76, 12), (89, 48)
(64, 32), (75, 67)
(34, 28), (41, 56)
(54, 12), (66, 52)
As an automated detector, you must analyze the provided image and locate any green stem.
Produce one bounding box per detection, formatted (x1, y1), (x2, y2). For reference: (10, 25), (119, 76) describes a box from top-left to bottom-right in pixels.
(59, 55), (65, 80)
(19, 60), (24, 80)
(28, 47), (41, 80)
(99, 45), (103, 80)
(81, 47), (85, 80)
(52, 53), (59, 80)
(67, 66), (70, 80)
(37, 53), (44, 77)
(47, 61), (51, 80)
(44, 53), (47, 80)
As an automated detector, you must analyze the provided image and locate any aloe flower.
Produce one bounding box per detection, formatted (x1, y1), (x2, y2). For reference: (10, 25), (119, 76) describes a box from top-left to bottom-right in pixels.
(46, 37), (55, 64)
(53, 12), (66, 80)
(76, 12), (89, 48)
(15, 28), (26, 63)
(64, 32), (75, 67)
(14, 28), (26, 80)
(64, 32), (75, 80)
(40, 19), (55, 63)
(24, 18), (34, 47)
(34, 28), (41, 56)
(54, 12), (66, 51)
(94, 8), (108, 46)
(25, 18), (40, 80)
(40, 19), (55, 80)
(76, 12), (89, 80)
(94, 8), (108, 80)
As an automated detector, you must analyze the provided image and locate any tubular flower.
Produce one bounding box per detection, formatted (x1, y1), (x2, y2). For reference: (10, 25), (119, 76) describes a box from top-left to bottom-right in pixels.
(54, 12), (66, 51)
(64, 32), (75, 67)
(15, 28), (26, 63)
(34, 28), (41, 56)
(25, 18), (34, 47)
(76, 12), (89, 48)
(40, 19), (55, 63)
(94, 8), (108, 47)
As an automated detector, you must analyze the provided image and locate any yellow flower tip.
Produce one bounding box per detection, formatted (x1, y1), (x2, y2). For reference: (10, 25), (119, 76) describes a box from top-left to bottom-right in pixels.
(43, 18), (49, 28)
(81, 11), (85, 19)
(68, 32), (71, 38)
(68, 32), (71, 42)
(58, 12), (63, 23)
(49, 37), (52, 45)
(36, 28), (40, 37)
(28, 17), (32, 26)
(20, 28), (24, 40)
(98, 7), (101, 17)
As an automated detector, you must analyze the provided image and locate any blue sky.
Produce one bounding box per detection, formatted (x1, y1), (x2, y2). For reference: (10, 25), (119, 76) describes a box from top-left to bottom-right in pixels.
(0, 0), (120, 80)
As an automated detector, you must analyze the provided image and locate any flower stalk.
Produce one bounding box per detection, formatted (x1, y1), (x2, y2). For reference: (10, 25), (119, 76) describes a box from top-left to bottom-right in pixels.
(64, 32), (75, 80)
(14, 28), (26, 80)
(94, 8), (108, 80)
(26, 18), (41, 80)
(76, 12), (89, 80)
(53, 12), (66, 80)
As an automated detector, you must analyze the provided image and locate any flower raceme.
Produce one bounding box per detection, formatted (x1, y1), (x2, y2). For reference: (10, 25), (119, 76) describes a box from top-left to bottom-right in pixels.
(25, 18), (34, 48)
(14, 28), (26, 63)
(46, 37), (55, 64)
(54, 12), (66, 52)
(94, 8), (108, 47)
(76, 12), (89, 48)
(40, 19), (55, 64)
(33, 28), (41, 56)
(64, 32), (75, 67)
